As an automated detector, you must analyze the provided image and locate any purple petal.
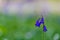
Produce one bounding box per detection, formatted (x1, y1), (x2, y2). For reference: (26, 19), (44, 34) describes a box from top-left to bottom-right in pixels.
(35, 22), (41, 27)
(43, 25), (47, 32)
(35, 18), (44, 27)
(41, 17), (44, 22)
(35, 18), (41, 27)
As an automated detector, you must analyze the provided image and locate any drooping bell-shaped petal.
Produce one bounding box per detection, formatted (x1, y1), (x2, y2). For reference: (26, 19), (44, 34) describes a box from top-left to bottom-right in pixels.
(40, 17), (44, 24)
(35, 22), (42, 27)
(35, 18), (41, 27)
(43, 25), (47, 32)
(35, 17), (44, 27)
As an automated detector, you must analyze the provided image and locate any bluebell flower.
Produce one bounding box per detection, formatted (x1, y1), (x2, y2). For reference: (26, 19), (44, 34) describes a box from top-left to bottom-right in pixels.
(35, 16), (47, 32)
(35, 22), (42, 27)
(43, 25), (47, 32)
(35, 18), (41, 27)
(40, 17), (44, 24)
(35, 17), (44, 27)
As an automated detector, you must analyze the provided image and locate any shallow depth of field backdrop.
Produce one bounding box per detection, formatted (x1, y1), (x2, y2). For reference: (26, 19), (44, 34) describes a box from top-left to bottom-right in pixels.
(0, 0), (60, 40)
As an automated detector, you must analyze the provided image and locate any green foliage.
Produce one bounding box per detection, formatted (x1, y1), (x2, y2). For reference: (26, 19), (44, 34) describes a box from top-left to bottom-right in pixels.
(0, 13), (60, 40)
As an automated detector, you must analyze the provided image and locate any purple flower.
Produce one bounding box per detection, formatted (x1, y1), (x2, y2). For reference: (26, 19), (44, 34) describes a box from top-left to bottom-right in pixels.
(35, 18), (41, 27)
(43, 25), (47, 32)
(35, 17), (44, 27)
(41, 17), (44, 24)
(35, 22), (42, 27)
(35, 16), (47, 32)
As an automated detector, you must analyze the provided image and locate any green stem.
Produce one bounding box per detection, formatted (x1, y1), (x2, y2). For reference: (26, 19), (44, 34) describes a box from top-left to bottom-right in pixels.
(43, 32), (45, 40)
(43, 32), (44, 40)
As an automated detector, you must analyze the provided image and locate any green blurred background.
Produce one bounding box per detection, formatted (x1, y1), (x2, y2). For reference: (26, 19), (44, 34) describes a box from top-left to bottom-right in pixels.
(0, 12), (60, 40)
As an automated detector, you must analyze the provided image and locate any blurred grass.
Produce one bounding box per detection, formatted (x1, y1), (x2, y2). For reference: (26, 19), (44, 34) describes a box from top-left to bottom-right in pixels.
(0, 12), (60, 40)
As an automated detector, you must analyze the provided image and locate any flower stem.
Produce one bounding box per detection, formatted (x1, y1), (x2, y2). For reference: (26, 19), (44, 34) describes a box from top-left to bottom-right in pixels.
(43, 32), (44, 40)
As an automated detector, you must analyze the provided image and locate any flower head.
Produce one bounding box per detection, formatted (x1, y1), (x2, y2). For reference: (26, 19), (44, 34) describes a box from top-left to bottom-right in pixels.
(35, 17), (44, 27)
(35, 18), (41, 27)
(43, 25), (47, 32)
(35, 16), (47, 32)
(35, 22), (42, 27)
(41, 17), (44, 24)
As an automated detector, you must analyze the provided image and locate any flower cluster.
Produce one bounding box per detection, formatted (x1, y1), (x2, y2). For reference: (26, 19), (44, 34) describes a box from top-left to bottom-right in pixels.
(35, 17), (47, 32)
